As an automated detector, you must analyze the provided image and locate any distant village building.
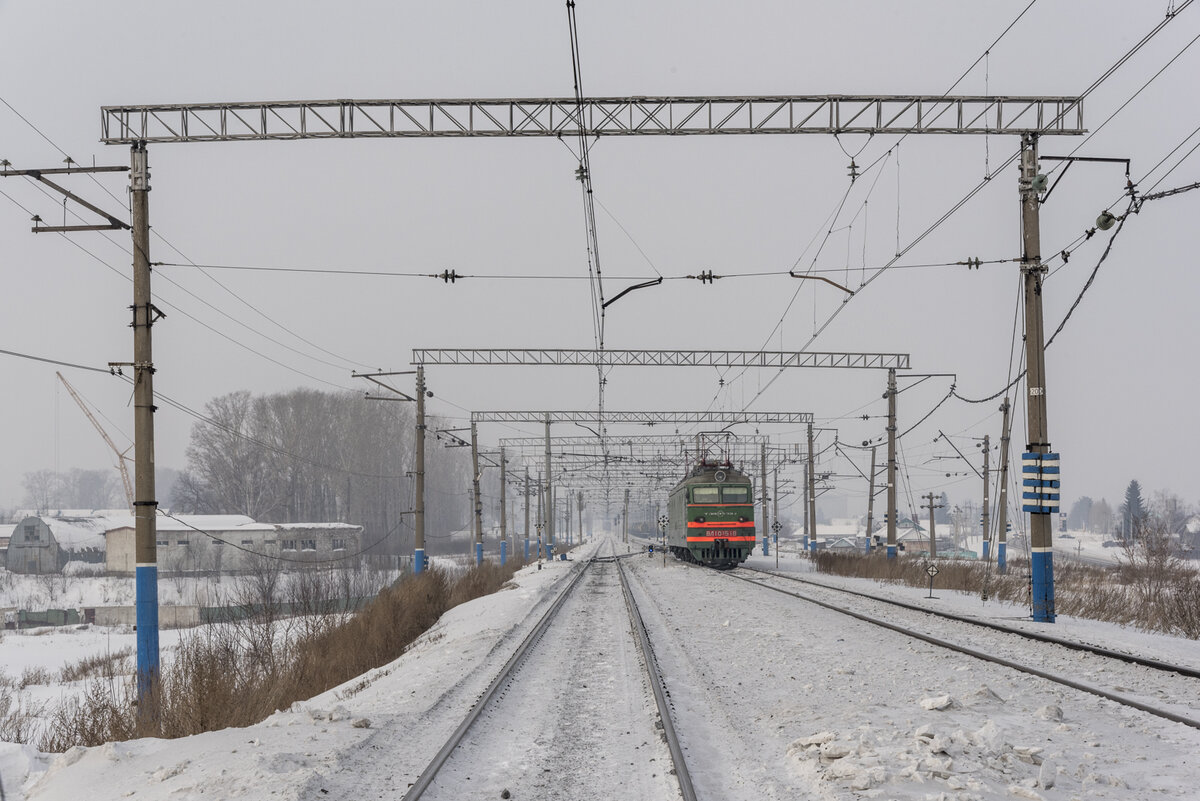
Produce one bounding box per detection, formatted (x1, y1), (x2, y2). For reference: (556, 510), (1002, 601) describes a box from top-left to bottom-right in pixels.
(825, 536), (861, 553)
(4, 513), (362, 575)
(6, 515), (107, 573)
(0, 523), (14, 564)
(105, 517), (363, 574)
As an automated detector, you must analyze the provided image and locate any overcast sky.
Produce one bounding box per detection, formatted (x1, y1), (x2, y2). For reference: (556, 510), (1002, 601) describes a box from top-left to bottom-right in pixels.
(2, 1), (1198, 521)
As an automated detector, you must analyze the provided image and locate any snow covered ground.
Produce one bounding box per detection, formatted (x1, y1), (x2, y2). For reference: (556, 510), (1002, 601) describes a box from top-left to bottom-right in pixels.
(1, 535), (1197, 800)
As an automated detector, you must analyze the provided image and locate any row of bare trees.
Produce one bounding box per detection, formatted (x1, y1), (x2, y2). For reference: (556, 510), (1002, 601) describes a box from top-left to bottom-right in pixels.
(170, 389), (476, 554)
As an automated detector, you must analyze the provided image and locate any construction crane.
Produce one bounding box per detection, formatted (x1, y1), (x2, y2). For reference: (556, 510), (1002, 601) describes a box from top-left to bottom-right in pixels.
(56, 371), (134, 510)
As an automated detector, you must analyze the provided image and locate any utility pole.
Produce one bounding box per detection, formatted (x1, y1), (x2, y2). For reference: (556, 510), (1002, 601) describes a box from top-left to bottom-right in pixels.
(523, 466), (531, 561)
(470, 422), (483, 565)
(623, 487), (630, 550)
(865, 445), (877, 554)
(130, 141), (160, 715)
(803, 460), (811, 552)
(414, 366), (427, 574)
(772, 466), (780, 564)
(536, 472), (543, 567)
(1020, 133), (1056, 622)
(922, 492), (944, 559)
(499, 446), (507, 565)
(981, 435), (991, 561)
(886, 368), (898, 559)
(807, 422), (817, 554)
(996, 398), (1012, 572)
(544, 414), (553, 561)
(760, 443), (769, 557)
(577, 491), (584, 545)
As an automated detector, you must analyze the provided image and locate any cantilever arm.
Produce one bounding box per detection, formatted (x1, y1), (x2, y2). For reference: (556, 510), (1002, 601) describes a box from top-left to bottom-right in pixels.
(788, 270), (854, 295)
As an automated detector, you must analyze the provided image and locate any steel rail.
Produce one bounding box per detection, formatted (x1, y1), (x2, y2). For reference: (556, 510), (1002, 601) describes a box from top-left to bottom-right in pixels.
(617, 560), (698, 801)
(742, 567), (1200, 680)
(401, 559), (592, 800)
(724, 570), (1200, 731)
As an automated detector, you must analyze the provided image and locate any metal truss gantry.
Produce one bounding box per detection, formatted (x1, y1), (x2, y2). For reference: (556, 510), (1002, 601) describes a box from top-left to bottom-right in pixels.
(499, 433), (773, 451)
(471, 410), (812, 425)
(101, 95), (1084, 144)
(414, 349), (909, 369)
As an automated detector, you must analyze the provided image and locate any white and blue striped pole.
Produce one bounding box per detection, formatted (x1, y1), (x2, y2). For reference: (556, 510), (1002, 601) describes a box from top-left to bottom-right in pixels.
(414, 366), (427, 575)
(1023, 451), (1059, 621)
(130, 143), (160, 713)
(886, 368), (898, 559)
(1019, 134), (1055, 622)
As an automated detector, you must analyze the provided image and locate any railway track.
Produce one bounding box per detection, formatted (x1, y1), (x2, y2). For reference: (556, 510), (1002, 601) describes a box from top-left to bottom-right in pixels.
(402, 543), (696, 801)
(726, 566), (1200, 731)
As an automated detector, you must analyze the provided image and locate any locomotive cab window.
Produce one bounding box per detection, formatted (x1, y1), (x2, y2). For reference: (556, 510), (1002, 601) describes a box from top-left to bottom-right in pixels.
(721, 486), (750, 503)
(691, 487), (720, 503)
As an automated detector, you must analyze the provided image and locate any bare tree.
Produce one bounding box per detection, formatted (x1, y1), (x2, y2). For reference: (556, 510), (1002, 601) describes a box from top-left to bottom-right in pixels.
(22, 469), (59, 513)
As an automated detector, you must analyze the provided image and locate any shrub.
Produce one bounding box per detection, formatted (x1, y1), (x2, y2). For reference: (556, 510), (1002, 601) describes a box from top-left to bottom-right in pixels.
(38, 560), (523, 750)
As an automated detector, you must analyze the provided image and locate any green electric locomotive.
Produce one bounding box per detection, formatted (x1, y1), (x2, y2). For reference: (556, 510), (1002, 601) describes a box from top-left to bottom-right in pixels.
(666, 461), (756, 569)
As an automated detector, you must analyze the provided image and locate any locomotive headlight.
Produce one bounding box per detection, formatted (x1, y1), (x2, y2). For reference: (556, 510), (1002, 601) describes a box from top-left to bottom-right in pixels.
(738, 516), (746, 523)
(695, 516), (706, 523)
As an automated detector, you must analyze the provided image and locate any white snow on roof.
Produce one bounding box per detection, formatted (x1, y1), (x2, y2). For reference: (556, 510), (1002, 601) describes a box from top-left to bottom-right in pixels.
(30, 516), (108, 550)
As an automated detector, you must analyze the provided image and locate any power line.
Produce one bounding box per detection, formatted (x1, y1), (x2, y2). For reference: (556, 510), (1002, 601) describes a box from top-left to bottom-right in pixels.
(0, 347), (113, 374)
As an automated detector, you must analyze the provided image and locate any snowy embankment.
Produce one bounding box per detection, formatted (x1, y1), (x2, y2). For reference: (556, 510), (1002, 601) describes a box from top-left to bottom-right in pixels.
(626, 554), (1200, 800)
(0, 546), (597, 801)
(743, 552), (1200, 670)
(4, 537), (1199, 800)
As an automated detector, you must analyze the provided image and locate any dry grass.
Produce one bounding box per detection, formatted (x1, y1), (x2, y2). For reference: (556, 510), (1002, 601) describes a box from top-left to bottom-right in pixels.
(0, 679), (48, 744)
(59, 648), (134, 684)
(18, 666), (53, 689)
(37, 560), (523, 751)
(813, 550), (1200, 637)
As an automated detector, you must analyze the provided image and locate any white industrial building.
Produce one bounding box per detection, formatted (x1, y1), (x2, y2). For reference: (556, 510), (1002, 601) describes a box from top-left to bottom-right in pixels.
(4, 512), (361, 575)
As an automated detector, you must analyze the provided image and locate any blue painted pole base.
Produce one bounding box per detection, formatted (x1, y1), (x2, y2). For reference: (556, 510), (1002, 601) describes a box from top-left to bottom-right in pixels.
(809, 539), (817, 554)
(997, 542), (1007, 572)
(1031, 549), (1055, 622)
(475, 543), (483, 566)
(500, 540), (507, 565)
(135, 564), (160, 702)
(545, 544), (552, 561)
(886, 545), (897, 559)
(982, 541), (990, 560)
(414, 548), (426, 575)
(524, 539), (530, 561)
(865, 538), (872, 554)
(762, 536), (769, 557)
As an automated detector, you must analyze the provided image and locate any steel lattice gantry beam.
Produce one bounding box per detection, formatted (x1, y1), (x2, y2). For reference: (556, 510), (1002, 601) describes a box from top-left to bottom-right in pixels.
(413, 349), (909, 369)
(100, 96), (1084, 144)
(498, 433), (771, 449)
(471, 411), (812, 425)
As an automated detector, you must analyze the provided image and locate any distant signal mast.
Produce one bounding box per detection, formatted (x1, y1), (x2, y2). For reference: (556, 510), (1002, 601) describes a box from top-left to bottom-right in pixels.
(56, 371), (134, 511)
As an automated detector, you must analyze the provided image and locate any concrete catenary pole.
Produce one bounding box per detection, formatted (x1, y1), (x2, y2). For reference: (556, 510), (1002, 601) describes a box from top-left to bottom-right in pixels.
(499, 446), (507, 565)
(981, 435), (991, 561)
(865, 445), (877, 553)
(544, 414), (553, 561)
(623, 487), (630, 548)
(1020, 133), (1056, 622)
(536, 472), (543, 567)
(523, 466), (531, 561)
(923, 492), (943, 559)
(996, 398), (1012, 572)
(803, 459), (811, 551)
(414, 366), (427, 574)
(471, 422), (483, 565)
(130, 142), (160, 712)
(887, 368), (898, 559)
(760, 443), (769, 557)
(807, 422), (817, 554)
(772, 466), (780, 567)
(577, 491), (584, 545)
